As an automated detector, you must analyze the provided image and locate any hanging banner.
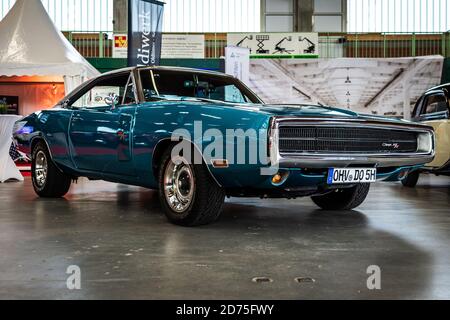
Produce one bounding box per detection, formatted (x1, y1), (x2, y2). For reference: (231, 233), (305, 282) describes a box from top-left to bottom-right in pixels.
(128, 0), (164, 66)
(227, 33), (319, 57)
(225, 46), (250, 86)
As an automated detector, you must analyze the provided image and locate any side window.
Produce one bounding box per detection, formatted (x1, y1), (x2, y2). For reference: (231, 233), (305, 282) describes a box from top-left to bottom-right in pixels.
(204, 84), (247, 103)
(421, 93), (448, 116)
(72, 73), (136, 109)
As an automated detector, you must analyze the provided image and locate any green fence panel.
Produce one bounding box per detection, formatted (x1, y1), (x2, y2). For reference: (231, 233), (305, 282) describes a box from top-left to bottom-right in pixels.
(87, 58), (225, 74)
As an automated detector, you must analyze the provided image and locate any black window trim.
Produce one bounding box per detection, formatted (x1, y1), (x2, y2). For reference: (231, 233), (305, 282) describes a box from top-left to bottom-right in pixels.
(417, 90), (449, 121)
(135, 67), (264, 105)
(63, 71), (138, 109)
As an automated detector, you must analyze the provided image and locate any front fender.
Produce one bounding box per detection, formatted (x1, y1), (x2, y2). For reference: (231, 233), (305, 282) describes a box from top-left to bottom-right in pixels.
(133, 102), (272, 188)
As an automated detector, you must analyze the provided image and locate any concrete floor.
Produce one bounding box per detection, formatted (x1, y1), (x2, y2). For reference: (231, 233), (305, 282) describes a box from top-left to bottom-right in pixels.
(0, 175), (449, 300)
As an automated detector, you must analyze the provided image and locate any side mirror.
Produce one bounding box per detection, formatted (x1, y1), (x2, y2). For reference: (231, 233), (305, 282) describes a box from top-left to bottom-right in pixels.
(104, 93), (119, 109)
(62, 99), (70, 108)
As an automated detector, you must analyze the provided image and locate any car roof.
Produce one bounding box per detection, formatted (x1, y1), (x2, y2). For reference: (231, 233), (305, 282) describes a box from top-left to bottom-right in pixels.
(62, 66), (238, 103)
(426, 83), (450, 93)
(101, 66), (232, 78)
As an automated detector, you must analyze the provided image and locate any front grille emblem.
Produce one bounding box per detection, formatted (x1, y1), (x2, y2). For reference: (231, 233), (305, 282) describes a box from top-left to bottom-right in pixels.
(382, 142), (400, 149)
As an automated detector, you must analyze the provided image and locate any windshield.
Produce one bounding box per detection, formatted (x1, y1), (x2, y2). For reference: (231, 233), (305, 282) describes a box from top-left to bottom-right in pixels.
(139, 69), (262, 104)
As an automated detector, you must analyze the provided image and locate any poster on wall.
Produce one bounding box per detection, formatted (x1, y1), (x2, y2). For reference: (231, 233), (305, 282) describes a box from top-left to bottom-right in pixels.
(162, 34), (205, 58)
(227, 33), (319, 57)
(0, 96), (19, 115)
(128, 0), (164, 66)
(248, 57), (443, 117)
(113, 34), (128, 58)
(225, 46), (250, 85)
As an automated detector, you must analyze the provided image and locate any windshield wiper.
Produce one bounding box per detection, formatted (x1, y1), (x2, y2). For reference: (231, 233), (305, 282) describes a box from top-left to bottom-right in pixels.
(148, 95), (244, 105)
(187, 97), (249, 105)
(188, 97), (221, 103)
(147, 96), (171, 101)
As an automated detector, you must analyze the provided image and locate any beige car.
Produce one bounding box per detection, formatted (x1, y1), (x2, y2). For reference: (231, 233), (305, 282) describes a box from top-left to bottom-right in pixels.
(402, 84), (450, 187)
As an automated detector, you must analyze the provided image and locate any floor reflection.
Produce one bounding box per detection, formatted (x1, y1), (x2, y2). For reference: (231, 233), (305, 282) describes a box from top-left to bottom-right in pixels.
(0, 176), (448, 299)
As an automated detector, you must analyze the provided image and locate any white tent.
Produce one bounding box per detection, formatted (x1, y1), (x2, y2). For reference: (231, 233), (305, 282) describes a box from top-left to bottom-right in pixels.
(0, 0), (99, 93)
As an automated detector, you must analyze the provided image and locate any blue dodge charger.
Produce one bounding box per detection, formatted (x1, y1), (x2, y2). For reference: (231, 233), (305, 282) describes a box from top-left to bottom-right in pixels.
(13, 67), (435, 226)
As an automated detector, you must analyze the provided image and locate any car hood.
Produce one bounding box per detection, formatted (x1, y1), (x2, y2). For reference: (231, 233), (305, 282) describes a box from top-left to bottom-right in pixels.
(232, 103), (413, 125)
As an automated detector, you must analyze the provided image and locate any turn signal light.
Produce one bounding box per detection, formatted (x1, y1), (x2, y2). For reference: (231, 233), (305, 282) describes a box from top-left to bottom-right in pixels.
(272, 173), (283, 184)
(211, 159), (229, 168)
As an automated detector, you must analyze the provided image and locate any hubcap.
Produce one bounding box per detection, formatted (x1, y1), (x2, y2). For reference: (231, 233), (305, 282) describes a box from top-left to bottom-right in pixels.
(163, 156), (194, 213)
(35, 150), (48, 188)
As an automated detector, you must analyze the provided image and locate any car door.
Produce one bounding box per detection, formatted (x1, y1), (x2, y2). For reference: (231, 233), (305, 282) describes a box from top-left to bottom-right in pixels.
(413, 91), (450, 168)
(68, 72), (138, 176)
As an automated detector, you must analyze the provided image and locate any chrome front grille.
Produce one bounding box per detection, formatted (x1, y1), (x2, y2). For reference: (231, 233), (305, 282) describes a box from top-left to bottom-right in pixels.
(278, 126), (419, 154)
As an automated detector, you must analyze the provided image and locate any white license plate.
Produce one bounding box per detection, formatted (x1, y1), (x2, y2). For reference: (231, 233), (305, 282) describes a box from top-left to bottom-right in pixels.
(327, 168), (377, 184)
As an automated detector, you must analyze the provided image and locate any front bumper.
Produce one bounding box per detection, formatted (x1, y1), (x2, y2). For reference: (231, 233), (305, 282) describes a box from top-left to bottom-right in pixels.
(278, 154), (435, 168)
(225, 165), (418, 198)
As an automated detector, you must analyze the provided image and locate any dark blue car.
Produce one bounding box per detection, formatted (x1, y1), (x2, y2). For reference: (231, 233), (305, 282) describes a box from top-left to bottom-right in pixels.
(14, 67), (435, 226)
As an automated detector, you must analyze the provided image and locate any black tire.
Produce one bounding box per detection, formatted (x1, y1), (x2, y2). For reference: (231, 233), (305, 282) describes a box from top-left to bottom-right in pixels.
(158, 147), (225, 226)
(31, 141), (71, 198)
(401, 170), (419, 188)
(311, 183), (370, 210)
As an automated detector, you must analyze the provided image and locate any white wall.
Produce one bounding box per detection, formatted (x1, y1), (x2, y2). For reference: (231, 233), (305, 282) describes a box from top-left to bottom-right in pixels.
(0, 0), (114, 31)
(264, 0), (294, 32)
(347, 0), (450, 33)
(163, 0), (261, 32)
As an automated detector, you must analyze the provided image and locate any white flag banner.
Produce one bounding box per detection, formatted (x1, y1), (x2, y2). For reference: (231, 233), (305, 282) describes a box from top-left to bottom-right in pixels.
(225, 46), (250, 86)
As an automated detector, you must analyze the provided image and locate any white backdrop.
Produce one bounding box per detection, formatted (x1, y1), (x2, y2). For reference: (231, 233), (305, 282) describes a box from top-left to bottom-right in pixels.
(249, 56), (444, 118)
(0, 115), (23, 183)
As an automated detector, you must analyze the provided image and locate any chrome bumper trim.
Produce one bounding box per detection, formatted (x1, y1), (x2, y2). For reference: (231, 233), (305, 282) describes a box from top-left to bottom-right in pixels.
(278, 154), (435, 168)
(269, 117), (435, 168)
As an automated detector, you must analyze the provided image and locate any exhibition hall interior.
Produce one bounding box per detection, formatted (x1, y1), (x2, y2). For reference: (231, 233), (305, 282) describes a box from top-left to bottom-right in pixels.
(0, 0), (450, 303)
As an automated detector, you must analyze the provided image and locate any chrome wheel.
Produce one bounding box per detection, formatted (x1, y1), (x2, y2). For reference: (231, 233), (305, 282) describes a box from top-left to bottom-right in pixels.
(34, 150), (48, 188)
(163, 156), (195, 213)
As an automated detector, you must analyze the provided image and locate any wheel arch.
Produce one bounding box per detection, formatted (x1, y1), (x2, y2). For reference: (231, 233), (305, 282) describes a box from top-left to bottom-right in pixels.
(151, 137), (222, 187)
(30, 136), (64, 173)
(31, 136), (51, 157)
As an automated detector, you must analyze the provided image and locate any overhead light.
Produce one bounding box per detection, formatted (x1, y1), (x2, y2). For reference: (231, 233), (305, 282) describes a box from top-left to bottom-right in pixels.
(345, 68), (351, 84)
(346, 91), (351, 96)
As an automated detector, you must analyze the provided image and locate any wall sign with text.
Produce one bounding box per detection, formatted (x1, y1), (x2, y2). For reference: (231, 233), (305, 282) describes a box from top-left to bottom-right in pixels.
(227, 33), (319, 57)
(161, 34), (205, 59)
(113, 34), (128, 58)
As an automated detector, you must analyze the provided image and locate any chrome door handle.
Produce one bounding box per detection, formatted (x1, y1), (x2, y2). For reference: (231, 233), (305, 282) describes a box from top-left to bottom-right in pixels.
(71, 115), (84, 122)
